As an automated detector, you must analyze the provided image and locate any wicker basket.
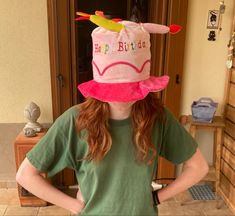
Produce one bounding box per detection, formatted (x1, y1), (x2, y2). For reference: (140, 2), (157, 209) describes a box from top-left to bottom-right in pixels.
(191, 98), (218, 123)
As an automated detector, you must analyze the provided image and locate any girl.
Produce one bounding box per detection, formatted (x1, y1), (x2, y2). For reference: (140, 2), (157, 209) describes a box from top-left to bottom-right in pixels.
(16, 13), (209, 215)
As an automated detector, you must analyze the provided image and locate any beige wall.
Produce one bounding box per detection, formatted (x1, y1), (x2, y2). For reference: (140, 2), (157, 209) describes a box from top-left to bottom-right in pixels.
(0, 0), (53, 123)
(182, 0), (234, 115)
(181, 0), (234, 165)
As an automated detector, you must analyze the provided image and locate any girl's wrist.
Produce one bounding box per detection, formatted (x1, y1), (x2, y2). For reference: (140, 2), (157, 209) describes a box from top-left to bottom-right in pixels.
(157, 189), (163, 203)
(68, 198), (85, 214)
(152, 190), (161, 206)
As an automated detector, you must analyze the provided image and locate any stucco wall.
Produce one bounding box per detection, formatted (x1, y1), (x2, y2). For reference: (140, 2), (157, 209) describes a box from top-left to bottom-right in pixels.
(181, 0), (234, 165)
(0, 0), (53, 123)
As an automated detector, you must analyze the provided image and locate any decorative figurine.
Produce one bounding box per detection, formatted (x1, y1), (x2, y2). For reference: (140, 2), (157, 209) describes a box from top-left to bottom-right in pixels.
(23, 102), (43, 135)
(209, 11), (217, 27)
(208, 31), (216, 41)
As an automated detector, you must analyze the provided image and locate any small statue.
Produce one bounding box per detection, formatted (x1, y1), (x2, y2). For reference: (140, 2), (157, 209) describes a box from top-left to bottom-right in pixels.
(208, 31), (216, 41)
(23, 102), (43, 135)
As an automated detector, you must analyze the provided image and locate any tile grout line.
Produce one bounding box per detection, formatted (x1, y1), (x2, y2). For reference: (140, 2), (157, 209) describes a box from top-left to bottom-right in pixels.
(3, 206), (8, 216)
(201, 211), (207, 216)
(201, 209), (207, 216)
(35, 207), (40, 216)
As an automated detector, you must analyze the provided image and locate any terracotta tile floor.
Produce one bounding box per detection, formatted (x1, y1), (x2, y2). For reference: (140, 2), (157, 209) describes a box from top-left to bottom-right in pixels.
(0, 188), (234, 216)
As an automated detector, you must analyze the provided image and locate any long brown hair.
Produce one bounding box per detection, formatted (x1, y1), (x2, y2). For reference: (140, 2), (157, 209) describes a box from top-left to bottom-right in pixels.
(76, 93), (165, 164)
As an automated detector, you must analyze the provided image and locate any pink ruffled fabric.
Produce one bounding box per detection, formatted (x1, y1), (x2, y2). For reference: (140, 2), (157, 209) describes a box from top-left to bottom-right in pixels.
(78, 75), (169, 102)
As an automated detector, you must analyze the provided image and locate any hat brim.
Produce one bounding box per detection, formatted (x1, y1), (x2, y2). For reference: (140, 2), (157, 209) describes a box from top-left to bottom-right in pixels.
(77, 75), (169, 102)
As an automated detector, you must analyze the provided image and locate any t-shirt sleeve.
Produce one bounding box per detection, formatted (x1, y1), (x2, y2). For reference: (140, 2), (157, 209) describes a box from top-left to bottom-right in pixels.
(159, 108), (198, 164)
(26, 107), (78, 178)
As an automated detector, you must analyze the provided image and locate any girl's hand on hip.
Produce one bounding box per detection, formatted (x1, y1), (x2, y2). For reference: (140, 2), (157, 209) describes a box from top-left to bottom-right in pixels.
(70, 187), (85, 214)
(76, 187), (85, 203)
(70, 197), (85, 214)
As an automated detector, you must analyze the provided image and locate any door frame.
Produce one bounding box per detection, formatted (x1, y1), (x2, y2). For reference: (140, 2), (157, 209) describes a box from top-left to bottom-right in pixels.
(47, 0), (77, 120)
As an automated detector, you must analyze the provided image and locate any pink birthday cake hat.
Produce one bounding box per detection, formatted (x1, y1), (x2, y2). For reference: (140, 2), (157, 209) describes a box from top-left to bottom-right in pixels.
(76, 11), (182, 102)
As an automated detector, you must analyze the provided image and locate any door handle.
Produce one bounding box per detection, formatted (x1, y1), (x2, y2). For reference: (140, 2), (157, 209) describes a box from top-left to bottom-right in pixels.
(56, 74), (65, 87)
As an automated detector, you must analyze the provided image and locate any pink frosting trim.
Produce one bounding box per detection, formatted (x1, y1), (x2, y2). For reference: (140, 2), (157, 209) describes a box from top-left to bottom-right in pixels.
(92, 59), (151, 76)
(78, 75), (170, 102)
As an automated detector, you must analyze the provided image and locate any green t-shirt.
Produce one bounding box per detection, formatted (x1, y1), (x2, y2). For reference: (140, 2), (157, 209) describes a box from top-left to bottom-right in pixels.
(26, 105), (198, 216)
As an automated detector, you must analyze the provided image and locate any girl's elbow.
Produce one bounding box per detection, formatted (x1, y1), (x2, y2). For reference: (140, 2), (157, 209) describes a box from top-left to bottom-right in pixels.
(16, 167), (28, 186)
(198, 157), (209, 178)
(193, 148), (209, 175)
(15, 158), (39, 185)
(16, 170), (24, 186)
(202, 162), (209, 176)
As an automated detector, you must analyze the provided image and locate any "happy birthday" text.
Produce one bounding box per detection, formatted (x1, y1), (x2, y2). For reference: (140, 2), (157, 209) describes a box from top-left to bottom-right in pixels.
(94, 40), (147, 54)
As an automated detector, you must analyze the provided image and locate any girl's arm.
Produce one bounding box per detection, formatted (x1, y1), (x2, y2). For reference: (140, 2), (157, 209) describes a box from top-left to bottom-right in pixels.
(157, 147), (209, 203)
(16, 158), (85, 214)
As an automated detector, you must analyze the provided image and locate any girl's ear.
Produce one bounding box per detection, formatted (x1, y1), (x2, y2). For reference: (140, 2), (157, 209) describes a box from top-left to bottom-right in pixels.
(142, 23), (182, 34)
